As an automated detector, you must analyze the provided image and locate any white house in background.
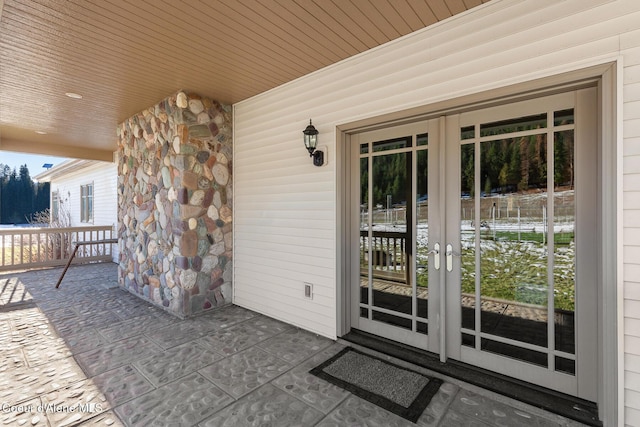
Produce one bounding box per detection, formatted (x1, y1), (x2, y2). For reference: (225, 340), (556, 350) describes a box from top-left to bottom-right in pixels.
(34, 159), (118, 262)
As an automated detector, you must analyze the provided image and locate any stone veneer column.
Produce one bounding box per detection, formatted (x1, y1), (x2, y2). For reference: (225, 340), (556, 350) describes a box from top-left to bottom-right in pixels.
(116, 91), (232, 317)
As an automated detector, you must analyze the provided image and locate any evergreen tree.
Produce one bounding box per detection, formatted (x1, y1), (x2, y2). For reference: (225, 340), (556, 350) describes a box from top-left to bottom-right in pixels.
(461, 145), (475, 197)
(16, 165), (34, 220)
(34, 182), (50, 214)
(0, 163), (49, 224)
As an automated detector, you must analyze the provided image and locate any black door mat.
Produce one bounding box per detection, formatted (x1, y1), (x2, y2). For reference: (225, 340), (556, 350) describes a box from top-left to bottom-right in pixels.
(310, 347), (443, 423)
(342, 329), (602, 427)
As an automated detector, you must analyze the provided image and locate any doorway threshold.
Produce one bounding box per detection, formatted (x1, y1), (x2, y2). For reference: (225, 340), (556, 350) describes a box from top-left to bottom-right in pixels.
(341, 329), (601, 427)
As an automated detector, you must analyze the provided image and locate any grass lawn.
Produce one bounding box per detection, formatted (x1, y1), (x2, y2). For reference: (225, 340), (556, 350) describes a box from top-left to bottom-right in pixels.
(416, 238), (575, 312)
(489, 230), (574, 246)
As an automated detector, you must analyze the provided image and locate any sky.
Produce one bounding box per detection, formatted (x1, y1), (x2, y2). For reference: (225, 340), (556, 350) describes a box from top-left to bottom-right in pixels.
(0, 151), (69, 180)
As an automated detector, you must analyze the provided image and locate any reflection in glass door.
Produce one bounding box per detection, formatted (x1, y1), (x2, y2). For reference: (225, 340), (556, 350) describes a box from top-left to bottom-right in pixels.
(451, 90), (597, 398)
(349, 89), (597, 400)
(354, 122), (437, 351)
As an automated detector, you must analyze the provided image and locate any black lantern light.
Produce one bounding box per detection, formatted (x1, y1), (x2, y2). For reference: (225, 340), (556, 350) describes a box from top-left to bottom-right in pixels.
(303, 119), (324, 166)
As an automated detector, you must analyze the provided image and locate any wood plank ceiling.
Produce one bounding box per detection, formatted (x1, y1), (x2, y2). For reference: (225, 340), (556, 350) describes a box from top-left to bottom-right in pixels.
(0, 0), (490, 160)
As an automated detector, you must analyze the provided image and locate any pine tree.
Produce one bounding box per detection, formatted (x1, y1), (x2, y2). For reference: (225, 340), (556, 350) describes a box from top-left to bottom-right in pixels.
(0, 164), (49, 224)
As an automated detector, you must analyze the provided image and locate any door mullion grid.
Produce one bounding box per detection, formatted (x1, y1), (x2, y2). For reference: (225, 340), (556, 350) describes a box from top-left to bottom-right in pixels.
(547, 111), (556, 373)
(367, 144), (373, 320)
(411, 136), (418, 333)
(459, 328), (578, 359)
(438, 116), (447, 360)
(372, 305), (415, 320)
(474, 124), (482, 351)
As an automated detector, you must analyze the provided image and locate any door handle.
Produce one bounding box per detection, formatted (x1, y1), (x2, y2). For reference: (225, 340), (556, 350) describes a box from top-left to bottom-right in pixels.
(446, 244), (460, 272)
(427, 242), (440, 270)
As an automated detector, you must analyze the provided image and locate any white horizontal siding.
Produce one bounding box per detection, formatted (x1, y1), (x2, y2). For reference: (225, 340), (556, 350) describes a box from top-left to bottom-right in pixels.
(50, 161), (118, 262)
(625, 141), (640, 161)
(234, 0), (640, 421)
(627, 320), (640, 342)
(626, 353), (640, 373)
(622, 9), (640, 422)
(627, 265), (640, 283)
(627, 409), (640, 427)
(625, 284), (640, 302)
(626, 301), (640, 322)
(626, 247), (640, 265)
(625, 174), (640, 192)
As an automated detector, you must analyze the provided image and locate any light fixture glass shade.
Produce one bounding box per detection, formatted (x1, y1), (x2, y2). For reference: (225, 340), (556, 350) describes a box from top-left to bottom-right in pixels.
(303, 120), (319, 155)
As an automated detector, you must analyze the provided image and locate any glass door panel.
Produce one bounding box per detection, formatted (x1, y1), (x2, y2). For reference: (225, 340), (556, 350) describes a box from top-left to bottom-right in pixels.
(415, 143), (429, 334)
(370, 148), (411, 329)
(354, 122), (435, 351)
(451, 92), (594, 397)
(479, 134), (550, 367)
(460, 118), (556, 361)
(460, 142), (476, 347)
(553, 126), (576, 375)
(359, 155), (370, 319)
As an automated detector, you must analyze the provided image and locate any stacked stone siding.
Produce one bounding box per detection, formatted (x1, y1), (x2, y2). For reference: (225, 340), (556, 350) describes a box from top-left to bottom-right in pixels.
(116, 91), (232, 317)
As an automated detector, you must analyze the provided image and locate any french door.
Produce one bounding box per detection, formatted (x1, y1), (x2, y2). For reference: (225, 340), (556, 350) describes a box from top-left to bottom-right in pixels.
(351, 120), (442, 351)
(350, 89), (598, 400)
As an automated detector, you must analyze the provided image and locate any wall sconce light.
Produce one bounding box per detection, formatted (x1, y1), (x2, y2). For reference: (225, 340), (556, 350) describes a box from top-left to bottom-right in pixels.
(303, 119), (324, 167)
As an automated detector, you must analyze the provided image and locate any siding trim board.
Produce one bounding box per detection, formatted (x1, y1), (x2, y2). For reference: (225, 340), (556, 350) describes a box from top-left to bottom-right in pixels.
(596, 63), (622, 425)
(233, 1), (640, 424)
(337, 65), (611, 135)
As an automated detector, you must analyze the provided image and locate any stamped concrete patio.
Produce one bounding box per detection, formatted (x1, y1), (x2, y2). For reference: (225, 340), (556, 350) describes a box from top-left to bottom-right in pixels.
(0, 263), (589, 426)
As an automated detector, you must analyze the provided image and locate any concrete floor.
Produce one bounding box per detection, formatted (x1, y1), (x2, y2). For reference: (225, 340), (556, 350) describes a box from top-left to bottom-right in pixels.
(0, 263), (589, 426)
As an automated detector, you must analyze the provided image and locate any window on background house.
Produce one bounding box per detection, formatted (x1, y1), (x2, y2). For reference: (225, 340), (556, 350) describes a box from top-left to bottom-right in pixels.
(80, 183), (93, 223)
(51, 191), (59, 222)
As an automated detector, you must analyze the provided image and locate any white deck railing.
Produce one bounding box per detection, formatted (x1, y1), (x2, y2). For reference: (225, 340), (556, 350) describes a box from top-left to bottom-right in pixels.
(360, 230), (408, 283)
(0, 225), (115, 272)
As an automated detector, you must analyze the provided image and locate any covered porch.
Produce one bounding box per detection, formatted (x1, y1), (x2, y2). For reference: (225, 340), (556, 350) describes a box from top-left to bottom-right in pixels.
(4, 0), (640, 425)
(0, 263), (587, 426)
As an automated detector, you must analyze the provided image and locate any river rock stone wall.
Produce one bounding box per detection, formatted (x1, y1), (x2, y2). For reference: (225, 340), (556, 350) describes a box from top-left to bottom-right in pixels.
(116, 91), (233, 317)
